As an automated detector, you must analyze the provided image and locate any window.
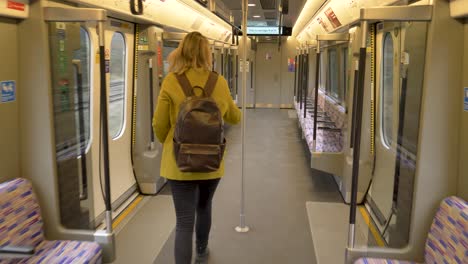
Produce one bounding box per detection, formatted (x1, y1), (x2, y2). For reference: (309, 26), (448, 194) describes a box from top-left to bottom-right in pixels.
(319, 52), (327, 91)
(163, 45), (176, 77)
(328, 49), (339, 100)
(381, 32), (394, 147)
(109, 32), (126, 138)
(342, 47), (348, 102)
(73, 27), (92, 150)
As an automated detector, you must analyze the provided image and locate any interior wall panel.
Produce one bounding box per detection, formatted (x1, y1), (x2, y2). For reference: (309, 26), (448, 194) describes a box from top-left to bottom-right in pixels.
(280, 38), (298, 105)
(0, 17), (19, 183)
(458, 20), (468, 200)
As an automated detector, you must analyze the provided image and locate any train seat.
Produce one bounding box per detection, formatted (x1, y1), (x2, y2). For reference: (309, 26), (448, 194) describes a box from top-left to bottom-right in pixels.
(355, 196), (468, 264)
(0, 178), (102, 264)
(295, 97), (344, 153)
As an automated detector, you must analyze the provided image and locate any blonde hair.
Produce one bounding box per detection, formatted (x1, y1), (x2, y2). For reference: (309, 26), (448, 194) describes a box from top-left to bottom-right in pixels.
(168, 32), (212, 75)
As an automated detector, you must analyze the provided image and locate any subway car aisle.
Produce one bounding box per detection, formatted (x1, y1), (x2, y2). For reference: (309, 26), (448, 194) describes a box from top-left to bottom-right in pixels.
(153, 109), (343, 264)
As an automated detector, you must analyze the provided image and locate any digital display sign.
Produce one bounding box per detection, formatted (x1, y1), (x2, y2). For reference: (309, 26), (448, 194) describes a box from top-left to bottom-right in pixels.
(240, 26), (292, 36)
(247, 27), (281, 35)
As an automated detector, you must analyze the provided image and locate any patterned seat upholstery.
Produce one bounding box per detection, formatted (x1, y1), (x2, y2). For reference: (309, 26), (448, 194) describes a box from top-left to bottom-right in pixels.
(295, 101), (344, 153)
(0, 178), (102, 264)
(355, 196), (467, 264)
(354, 258), (418, 264)
(424, 196), (467, 263)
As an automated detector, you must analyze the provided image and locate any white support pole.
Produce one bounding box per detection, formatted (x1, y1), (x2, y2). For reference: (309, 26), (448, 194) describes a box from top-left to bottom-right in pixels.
(236, 0), (249, 233)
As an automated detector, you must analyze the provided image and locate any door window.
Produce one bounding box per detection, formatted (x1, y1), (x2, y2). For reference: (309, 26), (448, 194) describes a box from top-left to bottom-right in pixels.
(109, 32), (126, 138)
(381, 32), (394, 148)
(328, 49), (339, 101)
(74, 27), (91, 150)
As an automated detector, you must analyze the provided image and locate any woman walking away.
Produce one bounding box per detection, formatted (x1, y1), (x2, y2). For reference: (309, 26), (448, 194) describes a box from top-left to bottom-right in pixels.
(153, 32), (241, 264)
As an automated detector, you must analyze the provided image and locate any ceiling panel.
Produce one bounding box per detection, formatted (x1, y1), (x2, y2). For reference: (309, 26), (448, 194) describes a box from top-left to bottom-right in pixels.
(217, 0), (307, 28)
(259, 0), (277, 10)
(264, 11), (277, 19)
(266, 20), (278, 26)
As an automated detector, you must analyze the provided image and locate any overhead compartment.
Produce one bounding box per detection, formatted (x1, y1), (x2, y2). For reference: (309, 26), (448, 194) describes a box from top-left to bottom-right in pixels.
(294, 0), (432, 44)
(449, 0), (468, 18)
(67, 0), (233, 43)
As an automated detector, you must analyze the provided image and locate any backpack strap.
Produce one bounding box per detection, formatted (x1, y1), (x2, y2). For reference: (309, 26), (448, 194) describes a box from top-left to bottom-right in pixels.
(175, 73), (193, 97)
(203, 72), (219, 97)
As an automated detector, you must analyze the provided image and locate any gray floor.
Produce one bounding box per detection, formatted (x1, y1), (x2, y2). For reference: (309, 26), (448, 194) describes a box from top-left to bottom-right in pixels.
(111, 195), (175, 264)
(153, 109), (343, 264)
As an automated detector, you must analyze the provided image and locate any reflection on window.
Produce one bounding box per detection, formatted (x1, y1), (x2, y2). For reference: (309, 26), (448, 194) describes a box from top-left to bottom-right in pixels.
(328, 49), (339, 100)
(109, 32), (126, 138)
(381, 33), (394, 147)
(163, 42), (177, 77)
(73, 27), (91, 151)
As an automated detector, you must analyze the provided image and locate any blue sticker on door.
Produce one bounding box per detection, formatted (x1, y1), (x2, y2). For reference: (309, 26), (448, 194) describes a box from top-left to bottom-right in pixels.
(1, 81), (16, 103)
(465, 87), (468, 112)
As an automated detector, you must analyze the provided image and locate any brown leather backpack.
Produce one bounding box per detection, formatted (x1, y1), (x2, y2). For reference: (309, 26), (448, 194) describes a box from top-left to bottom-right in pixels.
(173, 72), (225, 173)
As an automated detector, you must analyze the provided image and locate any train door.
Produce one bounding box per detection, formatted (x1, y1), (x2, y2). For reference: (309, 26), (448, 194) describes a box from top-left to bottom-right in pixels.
(367, 22), (401, 228)
(48, 19), (98, 229)
(255, 43), (281, 107)
(132, 26), (165, 195)
(85, 18), (136, 224)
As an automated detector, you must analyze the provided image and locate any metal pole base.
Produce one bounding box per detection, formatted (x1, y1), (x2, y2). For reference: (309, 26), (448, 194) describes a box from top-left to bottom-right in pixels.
(235, 226), (250, 233)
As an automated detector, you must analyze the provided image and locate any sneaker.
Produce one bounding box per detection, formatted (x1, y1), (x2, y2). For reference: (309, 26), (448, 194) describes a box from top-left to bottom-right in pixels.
(195, 247), (209, 263)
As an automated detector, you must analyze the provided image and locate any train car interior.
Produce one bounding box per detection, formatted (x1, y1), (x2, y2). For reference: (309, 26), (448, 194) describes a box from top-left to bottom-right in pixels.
(0, 0), (467, 263)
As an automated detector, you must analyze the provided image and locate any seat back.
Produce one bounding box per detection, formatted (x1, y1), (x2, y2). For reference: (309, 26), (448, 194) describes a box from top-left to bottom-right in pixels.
(0, 178), (45, 248)
(425, 196), (467, 263)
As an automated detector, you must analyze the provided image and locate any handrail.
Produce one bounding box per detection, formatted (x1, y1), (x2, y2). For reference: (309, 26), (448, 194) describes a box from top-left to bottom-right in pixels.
(350, 67), (359, 148)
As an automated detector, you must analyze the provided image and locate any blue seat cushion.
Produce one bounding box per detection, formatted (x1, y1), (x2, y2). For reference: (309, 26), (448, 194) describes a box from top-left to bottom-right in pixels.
(354, 258), (419, 264)
(0, 240), (102, 264)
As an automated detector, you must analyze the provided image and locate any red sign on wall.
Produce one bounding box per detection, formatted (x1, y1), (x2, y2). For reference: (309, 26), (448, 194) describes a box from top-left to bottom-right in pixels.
(7, 0), (25, 11)
(324, 7), (342, 29)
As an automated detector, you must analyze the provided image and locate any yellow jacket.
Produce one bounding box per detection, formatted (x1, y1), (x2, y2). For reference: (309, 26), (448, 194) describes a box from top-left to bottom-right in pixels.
(153, 68), (241, 180)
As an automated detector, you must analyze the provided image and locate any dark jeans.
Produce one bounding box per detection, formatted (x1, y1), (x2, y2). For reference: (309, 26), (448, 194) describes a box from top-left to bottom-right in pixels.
(169, 179), (220, 264)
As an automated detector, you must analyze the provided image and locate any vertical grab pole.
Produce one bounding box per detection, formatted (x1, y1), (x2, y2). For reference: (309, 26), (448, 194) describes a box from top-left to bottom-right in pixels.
(293, 52), (297, 102)
(299, 48), (303, 108)
(236, 0), (249, 233)
(148, 58), (155, 147)
(221, 48), (224, 76)
(98, 21), (113, 233)
(313, 40), (320, 151)
(303, 46), (308, 119)
(296, 47), (302, 106)
(235, 51), (239, 101)
(212, 43), (215, 72)
(348, 20), (368, 248)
